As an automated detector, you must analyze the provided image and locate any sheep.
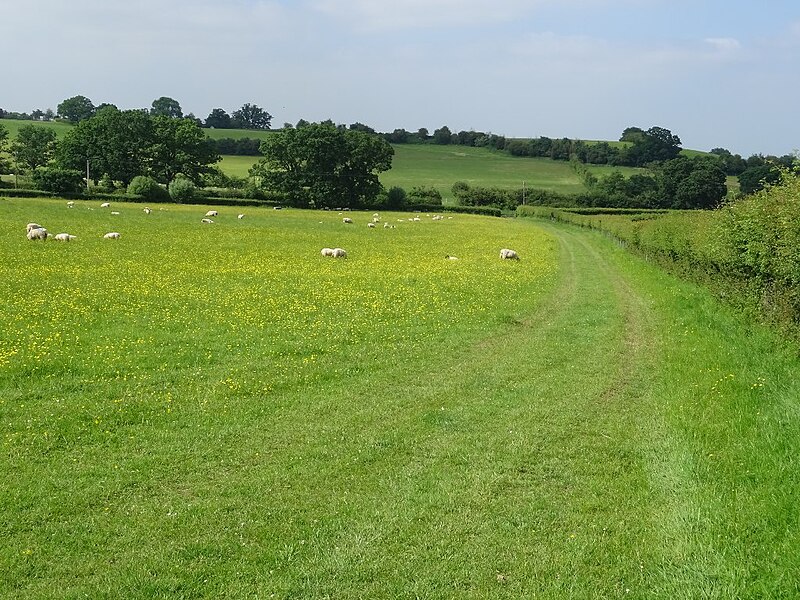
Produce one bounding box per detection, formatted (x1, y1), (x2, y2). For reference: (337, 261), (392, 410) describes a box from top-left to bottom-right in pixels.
(201, 218), (214, 224)
(54, 233), (77, 241)
(321, 247), (335, 257)
(100, 202), (111, 208)
(143, 207), (152, 214)
(67, 201), (75, 208)
(111, 211), (120, 215)
(26, 223), (43, 233)
(500, 248), (520, 260)
(343, 217), (353, 224)
(367, 222), (376, 228)
(205, 210), (218, 217)
(237, 214), (245, 219)
(103, 232), (121, 239)
(27, 227), (48, 240)
(332, 248), (347, 258)
(445, 255), (459, 260)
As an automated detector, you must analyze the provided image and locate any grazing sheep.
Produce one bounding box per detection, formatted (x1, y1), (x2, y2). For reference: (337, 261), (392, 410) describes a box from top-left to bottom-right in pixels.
(367, 222), (376, 228)
(373, 213), (380, 218)
(103, 232), (121, 239)
(27, 227), (48, 241)
(100, 202), (111, 208)
(321, 247), (335, 257)
(383, 222), (391, 228)
(54, 233), (77, 241)
(205, 210), (218, 217)
(343, 217), (353, 224)
(274, 206), (283, 210)
(67, 201), (75, 208)
(143, 207), (152, 214)
(111, 211), (120, 215)
(332, 248), (347, 258)
(237, 214), (245, 219)
(500, 248), (520, 260)
(445, 255), (459, 260)
(26, 223), (43, 233)
(201, 218), (214, 224)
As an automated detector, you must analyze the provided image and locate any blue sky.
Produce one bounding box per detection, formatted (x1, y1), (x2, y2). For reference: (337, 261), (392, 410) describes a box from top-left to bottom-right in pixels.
(3, 0), (798, 157)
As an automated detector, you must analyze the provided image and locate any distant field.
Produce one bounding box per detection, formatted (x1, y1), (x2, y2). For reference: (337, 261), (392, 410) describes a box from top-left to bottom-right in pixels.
(0, 119), (717, 196)
(380, 145), (643, 199)
(218, 146), (644, 198)
(0, 119), (74, 139)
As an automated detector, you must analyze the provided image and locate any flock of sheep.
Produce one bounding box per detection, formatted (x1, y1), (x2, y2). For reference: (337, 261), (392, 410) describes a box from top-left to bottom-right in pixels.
(24, 202), (520, 261)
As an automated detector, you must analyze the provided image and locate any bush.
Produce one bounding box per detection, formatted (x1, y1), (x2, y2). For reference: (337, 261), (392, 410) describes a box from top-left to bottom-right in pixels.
(31, 167), (85, 194)
(127, 176), (170, 202)
(168, 177), (197, 203)
(385, 186), (407, 210)
(408, 186), (442, 206)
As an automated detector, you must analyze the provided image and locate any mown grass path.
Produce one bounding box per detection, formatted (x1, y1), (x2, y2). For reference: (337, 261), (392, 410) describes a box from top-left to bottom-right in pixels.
(3, 216), (799, 598)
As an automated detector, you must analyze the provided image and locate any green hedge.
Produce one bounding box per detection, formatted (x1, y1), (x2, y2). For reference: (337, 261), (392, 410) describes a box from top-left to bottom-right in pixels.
(518, 171), (800, 340)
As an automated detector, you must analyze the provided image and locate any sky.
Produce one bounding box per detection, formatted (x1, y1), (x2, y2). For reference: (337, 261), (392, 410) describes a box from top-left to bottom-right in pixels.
(2, 0), (799, 157)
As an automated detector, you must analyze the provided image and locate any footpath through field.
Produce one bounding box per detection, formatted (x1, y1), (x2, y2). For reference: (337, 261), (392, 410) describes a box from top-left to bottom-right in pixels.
(237, 220), (800, 597)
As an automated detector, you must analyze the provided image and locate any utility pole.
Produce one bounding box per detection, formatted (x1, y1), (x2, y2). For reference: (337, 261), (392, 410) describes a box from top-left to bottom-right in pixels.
(86, 158), (90, 193)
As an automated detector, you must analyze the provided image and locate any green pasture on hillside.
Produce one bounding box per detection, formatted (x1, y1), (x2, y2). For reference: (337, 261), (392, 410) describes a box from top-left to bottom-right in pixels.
(2, 197), (800, 597)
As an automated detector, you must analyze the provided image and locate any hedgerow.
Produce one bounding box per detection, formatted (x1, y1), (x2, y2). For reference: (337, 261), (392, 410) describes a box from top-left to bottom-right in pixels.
(518, 170), (800, 338)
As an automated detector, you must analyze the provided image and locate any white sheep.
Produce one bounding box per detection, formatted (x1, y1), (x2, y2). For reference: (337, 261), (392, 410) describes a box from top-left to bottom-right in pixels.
(26, 223), (43, 233)
(67, 201), (75, 208)
(332, 248), (347, 258)
(100, 202), (111, 208)
(343, 217), (353, 224)
(27, 227), (48, 241)
(143, 207), (152, 214)
(54, 233), (77, 241)
(367, 222), (376, 228)
(237, 214), (245, 219)
(111, 211), (120, 215)
(445, 255), (459, 260)
(103, 232), (121, 239)
(201, 218), (214, 224)
(205, 210), (218, 217)
(500, 248), (520, 260)
(321, 247), (335, 257)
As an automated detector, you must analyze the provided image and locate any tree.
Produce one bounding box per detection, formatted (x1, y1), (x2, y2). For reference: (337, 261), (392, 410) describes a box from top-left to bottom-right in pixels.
(11, 125), (58, 172)
(56, 107), (153, 186)
(148, 116), (220, 184)
(151, 96), (183, 118)
(0, 123), (10, 174)
(656, 156), (726, 209)
(738, 164), (781, 195)
(57, 95), (95, 122)
(250, 121), (393, 208)
(205, 108), (232, 129)
(232, 103), (272, 130)
(627, 126), (682, 166)
(433, 125), (452, 145)
(619, 127), (645, 143)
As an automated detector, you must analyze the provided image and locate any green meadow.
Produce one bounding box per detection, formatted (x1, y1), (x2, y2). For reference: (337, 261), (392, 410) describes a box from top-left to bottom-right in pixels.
(219, 145), (644, 200)
(2, 197), (799, 597)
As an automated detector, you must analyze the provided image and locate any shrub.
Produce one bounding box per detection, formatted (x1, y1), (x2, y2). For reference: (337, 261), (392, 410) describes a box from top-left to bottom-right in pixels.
(168, 177), (197, 203)
(127, 176), (170, 202)
(385, 186), (407, 209)
(408, 186), (442, 206)
(31, 167), (85, 194)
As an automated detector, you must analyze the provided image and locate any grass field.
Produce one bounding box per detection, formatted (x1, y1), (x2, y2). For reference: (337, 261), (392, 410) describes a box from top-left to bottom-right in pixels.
(219, 146), (645, 200)
(2, 197), (800, 597)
